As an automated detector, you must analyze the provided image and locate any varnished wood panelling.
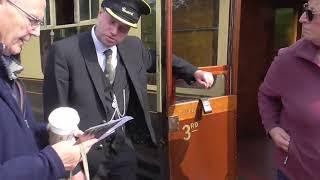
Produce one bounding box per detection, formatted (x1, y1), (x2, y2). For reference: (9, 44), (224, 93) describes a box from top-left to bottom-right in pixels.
(168, 95), (237, 180)
(169, 95), (236, 121)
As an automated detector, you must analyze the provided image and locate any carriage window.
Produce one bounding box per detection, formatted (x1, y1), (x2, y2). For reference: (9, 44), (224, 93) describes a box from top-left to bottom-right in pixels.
(173, 0), (219, 67)
(91, 0), (100, 18)
(40, 0), (99, 72)
(274, 8), (297, 51)
(141, 0), (156, 86)
(173, 0), (229, 99)
(79, 0), (100, 20)
(55, 0), (75, 25)
(80, 0), (90, 21)
(45, 0), (50, 25)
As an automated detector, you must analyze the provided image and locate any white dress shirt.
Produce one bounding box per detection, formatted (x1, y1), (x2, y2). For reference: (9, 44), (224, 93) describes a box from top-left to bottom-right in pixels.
(91, 26), (118, 72)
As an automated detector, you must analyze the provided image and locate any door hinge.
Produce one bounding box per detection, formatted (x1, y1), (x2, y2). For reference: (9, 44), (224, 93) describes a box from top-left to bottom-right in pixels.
(168, 116), (179, 132)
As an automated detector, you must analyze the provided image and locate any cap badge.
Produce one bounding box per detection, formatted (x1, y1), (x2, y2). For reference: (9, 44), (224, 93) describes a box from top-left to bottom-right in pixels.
(122, 7), (134, 16)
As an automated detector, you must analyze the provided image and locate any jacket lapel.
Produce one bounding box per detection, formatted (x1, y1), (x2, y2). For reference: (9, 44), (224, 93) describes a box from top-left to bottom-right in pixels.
(117, 43), (145, 108)
(79, 32), (109, 115)
(112, 54), (126, 90)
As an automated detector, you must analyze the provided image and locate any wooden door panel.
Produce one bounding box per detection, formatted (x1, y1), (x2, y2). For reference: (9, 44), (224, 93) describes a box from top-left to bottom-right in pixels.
(168, 95), (236, 180)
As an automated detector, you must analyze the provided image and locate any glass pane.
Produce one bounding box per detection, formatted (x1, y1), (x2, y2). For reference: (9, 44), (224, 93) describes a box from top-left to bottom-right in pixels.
(91, 0), (100, 19)
(141, 1), (156, 86)
(274, 8), (295, 50)
(173, 31), (218, 67)
(173, 0), (219, 67)
(45, 0), (50, 25)
(141, 2), (156, 49)
(173, 0), (223, 99)
(141, 0), (157, 111)
(80, 0), (90, 21)
(55, 0), (74, 25)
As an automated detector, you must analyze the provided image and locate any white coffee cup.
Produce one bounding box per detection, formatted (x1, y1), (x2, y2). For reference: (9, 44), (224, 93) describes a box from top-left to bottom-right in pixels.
(48, 107), (80, 144)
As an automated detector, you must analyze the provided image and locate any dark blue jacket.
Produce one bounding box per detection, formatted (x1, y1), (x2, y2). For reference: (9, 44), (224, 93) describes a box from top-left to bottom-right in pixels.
(0, 75), (65, 179)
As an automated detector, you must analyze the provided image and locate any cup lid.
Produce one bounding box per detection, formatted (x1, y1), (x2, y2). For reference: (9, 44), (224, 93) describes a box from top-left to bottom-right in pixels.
(48, 107), (80, 135)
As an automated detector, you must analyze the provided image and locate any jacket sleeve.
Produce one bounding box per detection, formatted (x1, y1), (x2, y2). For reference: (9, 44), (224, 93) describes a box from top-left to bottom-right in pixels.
(258, 55), (284, 134)
(24, 97), (49, 149)
(139, 39), (197, 84)
(172, 55), (197, 84)
(0, 146), (65, 180)
(43, 43), (70, 121)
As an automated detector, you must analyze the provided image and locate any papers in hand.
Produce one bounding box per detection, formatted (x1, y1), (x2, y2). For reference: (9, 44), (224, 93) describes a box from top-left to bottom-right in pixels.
(83, 116), (133, 142)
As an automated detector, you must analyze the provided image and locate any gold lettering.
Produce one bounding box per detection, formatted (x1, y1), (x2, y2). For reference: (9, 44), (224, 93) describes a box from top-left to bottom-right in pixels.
(122, 7), (134, 16)
(182, 125), (191, 141)
(182, 122), (200, 141)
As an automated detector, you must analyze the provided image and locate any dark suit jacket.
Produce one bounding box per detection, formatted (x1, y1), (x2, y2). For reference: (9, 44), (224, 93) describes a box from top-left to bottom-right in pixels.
(43, 31), (197, 172)
(0, 71), (64, 179)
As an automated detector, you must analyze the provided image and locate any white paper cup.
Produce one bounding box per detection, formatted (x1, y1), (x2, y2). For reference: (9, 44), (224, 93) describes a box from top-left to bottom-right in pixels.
(48, 107), (80, 144)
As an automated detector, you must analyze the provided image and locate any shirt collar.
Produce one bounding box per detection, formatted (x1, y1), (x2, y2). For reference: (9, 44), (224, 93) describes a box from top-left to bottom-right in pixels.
(294, 39), (320, 66)
(91, 26), (117, 54)
(1, 56), (23, 80)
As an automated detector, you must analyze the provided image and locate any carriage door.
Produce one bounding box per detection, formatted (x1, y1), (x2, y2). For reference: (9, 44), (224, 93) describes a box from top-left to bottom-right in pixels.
(165, 0), (239, 179)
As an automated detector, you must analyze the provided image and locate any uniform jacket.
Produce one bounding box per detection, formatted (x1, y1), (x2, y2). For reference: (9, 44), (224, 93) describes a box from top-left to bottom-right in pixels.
(0, 56), (64, 179)
(43, 31), (197, 173)
(258, 39), (320, 179)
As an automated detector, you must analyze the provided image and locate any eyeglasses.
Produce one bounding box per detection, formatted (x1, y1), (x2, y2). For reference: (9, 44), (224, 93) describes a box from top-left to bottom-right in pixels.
(7, 0), (44, 27)
(303, 3), (320, 22)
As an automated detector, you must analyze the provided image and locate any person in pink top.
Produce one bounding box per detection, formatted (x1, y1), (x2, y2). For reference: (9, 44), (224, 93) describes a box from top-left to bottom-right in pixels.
(258, 0), (320, 179)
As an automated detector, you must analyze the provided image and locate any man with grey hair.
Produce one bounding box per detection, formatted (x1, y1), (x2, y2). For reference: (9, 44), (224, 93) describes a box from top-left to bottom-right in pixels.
(0, 0), (97, 179)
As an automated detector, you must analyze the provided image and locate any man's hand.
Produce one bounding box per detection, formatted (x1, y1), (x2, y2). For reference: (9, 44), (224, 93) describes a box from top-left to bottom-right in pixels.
(193, 70), (215, 89)
(269, 127), (290, 152)
(52, 139), (97, 171)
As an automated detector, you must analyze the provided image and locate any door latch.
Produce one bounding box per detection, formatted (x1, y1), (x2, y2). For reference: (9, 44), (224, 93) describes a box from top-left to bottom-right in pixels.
(168, 116), (179, 132)
(200, 97), (212, 114)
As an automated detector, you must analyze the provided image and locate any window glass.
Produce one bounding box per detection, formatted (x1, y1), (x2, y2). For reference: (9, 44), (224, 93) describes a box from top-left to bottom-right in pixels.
(55, 0), (74, 25)
(173, 0), (225, 100)
(141, 0), (156, 86)
(173, 0), (219, 67)
(91, 0), (100, 19)
(274, 8), (295, 50)
(45, 0), (50, 25)
(80, 0), (90, 21)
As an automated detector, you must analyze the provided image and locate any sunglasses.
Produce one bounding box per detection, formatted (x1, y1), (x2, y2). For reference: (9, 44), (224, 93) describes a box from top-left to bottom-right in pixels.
(7, 0), (44, 27)
(303, 3), (320, 22)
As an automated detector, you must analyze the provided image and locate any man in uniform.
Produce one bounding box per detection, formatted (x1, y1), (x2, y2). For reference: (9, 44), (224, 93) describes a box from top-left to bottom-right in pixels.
(43, 0), (214, 179)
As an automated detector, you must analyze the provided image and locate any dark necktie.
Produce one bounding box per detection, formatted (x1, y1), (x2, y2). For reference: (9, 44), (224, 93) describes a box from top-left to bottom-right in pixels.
(103, 49), (115, 84)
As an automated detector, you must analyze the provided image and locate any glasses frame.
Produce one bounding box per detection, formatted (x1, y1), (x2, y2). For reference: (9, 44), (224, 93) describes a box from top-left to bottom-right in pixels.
(7, 0), (44, 27)
(303, 3), (320, 22)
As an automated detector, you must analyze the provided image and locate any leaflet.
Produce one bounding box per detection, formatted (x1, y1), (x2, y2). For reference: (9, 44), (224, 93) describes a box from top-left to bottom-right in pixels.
(83, 116), (133, 142)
